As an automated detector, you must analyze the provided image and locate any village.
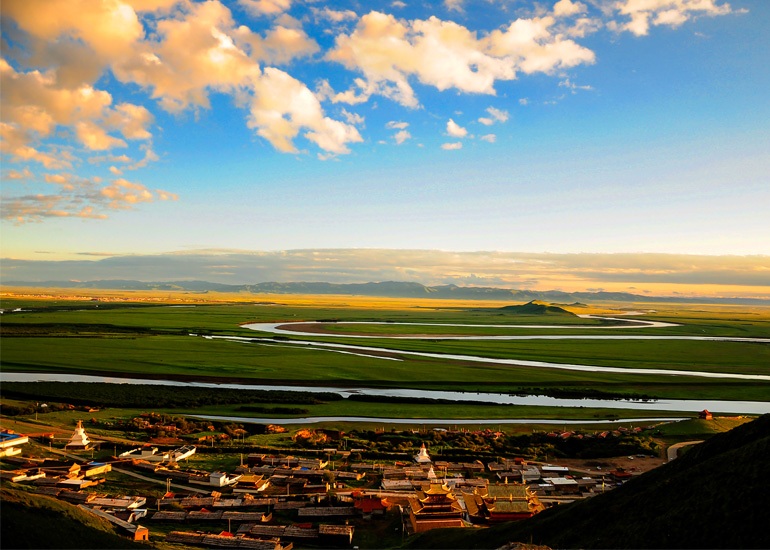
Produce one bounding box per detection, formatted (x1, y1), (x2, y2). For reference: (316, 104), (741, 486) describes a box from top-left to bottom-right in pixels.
(0, 414), (676, 549)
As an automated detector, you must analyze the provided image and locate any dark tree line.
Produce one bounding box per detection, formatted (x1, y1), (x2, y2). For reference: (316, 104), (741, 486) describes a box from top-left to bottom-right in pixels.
(0, 382), (342, 409)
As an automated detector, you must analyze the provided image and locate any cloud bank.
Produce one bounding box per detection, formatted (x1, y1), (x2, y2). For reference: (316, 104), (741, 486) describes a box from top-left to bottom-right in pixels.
(2, 249), (767, 299)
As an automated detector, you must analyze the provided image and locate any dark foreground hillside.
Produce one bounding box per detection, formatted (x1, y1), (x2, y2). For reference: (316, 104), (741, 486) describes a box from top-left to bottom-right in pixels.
(407, 414), (770, 549)
(0, 487), (137, 549)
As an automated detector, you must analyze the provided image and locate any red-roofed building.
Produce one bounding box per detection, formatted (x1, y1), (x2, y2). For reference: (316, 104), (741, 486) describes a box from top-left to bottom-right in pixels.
(353, 494), (389, 516)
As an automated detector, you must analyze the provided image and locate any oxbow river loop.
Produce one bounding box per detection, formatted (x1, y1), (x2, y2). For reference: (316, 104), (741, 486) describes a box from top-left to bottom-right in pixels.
(235, 316), (770, 382)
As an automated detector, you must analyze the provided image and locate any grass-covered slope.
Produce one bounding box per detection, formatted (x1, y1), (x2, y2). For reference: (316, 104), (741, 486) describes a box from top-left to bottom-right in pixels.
(407, 414), (770, 549)
(498, 301), (576, 316)
(0, 487), (137, 549)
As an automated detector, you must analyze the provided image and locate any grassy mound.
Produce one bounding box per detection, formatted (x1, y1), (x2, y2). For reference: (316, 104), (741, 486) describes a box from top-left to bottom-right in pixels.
(0, 487), (137, 549)
(498, 301), (575, 316)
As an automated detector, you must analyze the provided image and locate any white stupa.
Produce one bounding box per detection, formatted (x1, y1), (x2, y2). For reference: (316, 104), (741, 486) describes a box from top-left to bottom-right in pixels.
(65, 420), (92, 451)
(414, 443), (431, 464)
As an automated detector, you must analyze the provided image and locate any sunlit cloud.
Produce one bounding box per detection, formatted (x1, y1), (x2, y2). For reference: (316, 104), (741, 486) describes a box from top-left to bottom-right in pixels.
(3, 168), (34, 181)
(610, 0), (732, 36)
(2, 249), (767, 299)
(1, 173), (176, 224)
(239, 0), (292, 17)
(446, 119), (468, 138)
(0, 0), (742, 230)
(553, 0), (587, 18)
(327, 11), (595, 108)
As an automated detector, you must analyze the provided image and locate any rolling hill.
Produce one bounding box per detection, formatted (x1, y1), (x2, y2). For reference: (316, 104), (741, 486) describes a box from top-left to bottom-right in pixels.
(0, 487), (138, 549)
(498, 301), (576, 316)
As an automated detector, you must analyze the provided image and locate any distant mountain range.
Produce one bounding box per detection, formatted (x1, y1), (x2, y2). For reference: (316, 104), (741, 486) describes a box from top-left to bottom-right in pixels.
(3, 279), (768, 305)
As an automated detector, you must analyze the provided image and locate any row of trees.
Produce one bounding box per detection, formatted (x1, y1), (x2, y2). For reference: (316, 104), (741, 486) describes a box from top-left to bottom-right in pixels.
(1, 382), (342, 409)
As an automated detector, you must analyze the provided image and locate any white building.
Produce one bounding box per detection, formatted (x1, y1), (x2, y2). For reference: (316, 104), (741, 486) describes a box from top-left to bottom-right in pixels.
(65, 421), (92, 451)
(0, 432), (29, 458)
(414, 443), (431, 464)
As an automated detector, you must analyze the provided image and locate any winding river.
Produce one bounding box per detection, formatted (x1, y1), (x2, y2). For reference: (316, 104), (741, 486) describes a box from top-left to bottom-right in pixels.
(232, 317), (770, 382)
(5, 370), (768, 416)
(5, 312), (768, 423)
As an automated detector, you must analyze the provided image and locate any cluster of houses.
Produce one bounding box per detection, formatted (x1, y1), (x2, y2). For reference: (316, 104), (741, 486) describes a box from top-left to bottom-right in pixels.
(546, 425), (645, 440)
(2, 421), (646, 548)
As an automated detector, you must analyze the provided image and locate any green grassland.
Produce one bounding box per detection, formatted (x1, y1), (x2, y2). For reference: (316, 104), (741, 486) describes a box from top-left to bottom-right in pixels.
(2, 297), (769, 412)
(3, 334), (769, 401)
(3, 298), (770, 336)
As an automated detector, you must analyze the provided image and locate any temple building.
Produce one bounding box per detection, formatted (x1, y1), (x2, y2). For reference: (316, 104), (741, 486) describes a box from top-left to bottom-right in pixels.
(414, 443), (431, 464)
(408, 482), (466, 533)
(463, 483), (544, 524)
(65, 420), (92, 451)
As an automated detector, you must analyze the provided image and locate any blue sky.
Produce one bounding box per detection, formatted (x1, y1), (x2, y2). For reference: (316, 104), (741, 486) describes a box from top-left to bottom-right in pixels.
(1, 0), (769, 294)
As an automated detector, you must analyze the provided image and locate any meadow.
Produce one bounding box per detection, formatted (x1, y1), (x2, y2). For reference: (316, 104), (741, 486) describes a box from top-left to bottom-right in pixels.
(2, 290), (769, 420)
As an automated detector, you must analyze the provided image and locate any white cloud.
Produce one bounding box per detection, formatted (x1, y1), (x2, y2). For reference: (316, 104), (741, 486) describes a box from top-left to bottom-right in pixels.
(112, 1), (261, 113)
(4, 0), (351, 157)
(127, 144), (160, 170)
(0, 59), (156, 168)
(394, 129), (411, 145)
(328, 11), (595, 107)
(565, 16), (604, 38)
(559, 77), (593, 93)
(441, 142), (463, 150)
(238, 0), (292, 17)
(479, 106), (509, 125)
(386, 121), (409, 130)
(613, 0), (733, 36)
(445, 0), (464, 12)
(312, 7), (358, 23)
(446, 119), (468, 138)
(247, 25), (320, 65)
(487, 107), (509, 122)
(553, 0), (587, 18)
(106, 104), (154, 141)
(340, 108), (365, 126)
(486, 16), (595, 74)
(480, 133), (496, 143)
(247, 68), (362, 154)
